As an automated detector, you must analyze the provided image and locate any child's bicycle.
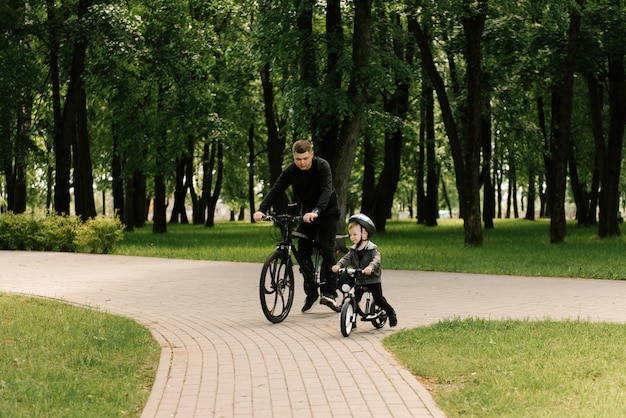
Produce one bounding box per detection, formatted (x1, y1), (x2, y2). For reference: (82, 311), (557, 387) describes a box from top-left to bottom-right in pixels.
(337, 268), (388, 337)
(259, 213), (348, 323)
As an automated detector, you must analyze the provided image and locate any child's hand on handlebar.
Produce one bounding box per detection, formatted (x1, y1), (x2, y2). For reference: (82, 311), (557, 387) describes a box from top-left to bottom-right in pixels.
(253, 211), (265, 222)
(363, 267), (373, 275)
(331, 264), (340, 273)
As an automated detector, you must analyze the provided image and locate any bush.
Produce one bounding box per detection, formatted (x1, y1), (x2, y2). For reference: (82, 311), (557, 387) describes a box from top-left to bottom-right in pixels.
(36, 214), (82, 252)
(74, 215), (125, 254)
(0, 212), (124, 253)
(0, 212), (40, 250)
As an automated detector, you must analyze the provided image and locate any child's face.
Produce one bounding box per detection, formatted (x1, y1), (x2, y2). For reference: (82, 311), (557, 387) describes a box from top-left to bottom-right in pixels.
(348, 224), (367, 245)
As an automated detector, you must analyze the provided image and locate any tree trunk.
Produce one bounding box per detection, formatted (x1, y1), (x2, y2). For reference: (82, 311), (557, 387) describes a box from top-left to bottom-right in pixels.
(586, 73), (604, 225)
(205, 141), (224, 227)
(296, 0), (319, 139)
(184, 136), (198, 224)
(112, 125), (124, 220)
(525, 166), (536, 220)
(153, 173), (167, 234)
(48, 0), (70, 216)
(416, 74), (427, 225)
(315, 0), (343, 159)
(569, 154), (589, 224)
(370, 12), (412, 232)
(248, 124), (256, 222)
(330, 0), (372, 231)
(1, 122), (12, 213)
(12, 90), (31, 213)
(123, 170), (146, 231)
(361, 132), (375, 214)
(598, 51), (626, 237)
(259, 63), (288, 215)
(481, 97), (494, 228)
(549, 0), (582, 243)
(460, 0), (486, 246)
(73, 84), (96, 220)
(425, 82), (439, 227)
(411, 17), (466, 218)
(170, 156), (187, 224)
(56, 0), (94, 219)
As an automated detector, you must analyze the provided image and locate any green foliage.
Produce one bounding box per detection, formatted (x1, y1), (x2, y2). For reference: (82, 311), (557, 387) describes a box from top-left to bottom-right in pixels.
(0, 293), (160, 417)
(384, 318), (626, 417)
(74, 215), (125, 254)
(0, 212), (40, 250)
(0, 212), (124, 254)
(36, 214), (82, 252)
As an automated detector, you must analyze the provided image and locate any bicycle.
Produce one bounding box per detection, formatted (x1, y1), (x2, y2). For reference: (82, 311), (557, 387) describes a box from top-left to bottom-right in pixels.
(259, 213), (348, 323)
(337, 268), (388, 337)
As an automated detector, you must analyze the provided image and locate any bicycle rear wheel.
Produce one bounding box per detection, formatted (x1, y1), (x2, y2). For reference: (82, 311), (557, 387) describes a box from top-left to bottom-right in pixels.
(370, 305), (387, 329)
(260, 250), (295, 323)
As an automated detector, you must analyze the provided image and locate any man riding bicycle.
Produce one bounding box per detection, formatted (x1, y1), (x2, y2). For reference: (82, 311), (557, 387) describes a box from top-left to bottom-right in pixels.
(253, 140), (340, 312)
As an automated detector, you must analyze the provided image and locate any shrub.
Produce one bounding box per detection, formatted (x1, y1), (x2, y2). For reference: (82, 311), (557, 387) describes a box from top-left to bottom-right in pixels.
(0, 212), (40, 250)
(74, 215), (125, 254)
(36, 214), (82, 252)
(0, 212), (124, 254)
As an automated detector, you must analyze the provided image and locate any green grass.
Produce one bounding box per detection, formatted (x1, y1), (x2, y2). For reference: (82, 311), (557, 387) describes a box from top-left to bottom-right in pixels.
(383, 318), (626, 417)
(0, 293), (160, 417)
(114, 218), (626, 280)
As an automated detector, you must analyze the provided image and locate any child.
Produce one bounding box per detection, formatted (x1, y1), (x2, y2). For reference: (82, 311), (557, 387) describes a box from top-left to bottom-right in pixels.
(331, 213), (397, 327)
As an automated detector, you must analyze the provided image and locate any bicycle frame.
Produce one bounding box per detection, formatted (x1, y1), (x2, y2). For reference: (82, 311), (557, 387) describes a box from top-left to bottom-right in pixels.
(338, 268), (387, 336)
(259, 213), (346, 323)
(269, 214), (321, 285)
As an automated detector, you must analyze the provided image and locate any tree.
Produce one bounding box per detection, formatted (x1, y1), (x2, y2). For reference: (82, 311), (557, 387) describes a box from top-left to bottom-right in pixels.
(548, 0), (583, 243)
(411, 0), (486, 245)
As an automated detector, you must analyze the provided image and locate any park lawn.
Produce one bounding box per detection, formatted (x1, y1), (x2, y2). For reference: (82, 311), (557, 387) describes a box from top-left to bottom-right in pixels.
(0, 293), (160, 417)
(115, 218), (626, 280)
(384, 318), (626, 417)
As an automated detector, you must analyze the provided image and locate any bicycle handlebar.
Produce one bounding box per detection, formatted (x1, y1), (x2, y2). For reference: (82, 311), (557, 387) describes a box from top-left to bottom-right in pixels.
(337, 267), (362, 276)
(262, 214), (303, 223)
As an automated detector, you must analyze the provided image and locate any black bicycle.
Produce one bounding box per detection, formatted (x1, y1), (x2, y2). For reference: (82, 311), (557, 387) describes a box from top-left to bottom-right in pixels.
(337, 268), (388, 337)
(259, 213), (348, 323)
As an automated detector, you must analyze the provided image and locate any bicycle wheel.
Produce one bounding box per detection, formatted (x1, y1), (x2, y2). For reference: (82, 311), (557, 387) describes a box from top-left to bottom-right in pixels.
(340, 299), (355, 337)
(260, 250), (294, 323)
(370, 305), (387, 329)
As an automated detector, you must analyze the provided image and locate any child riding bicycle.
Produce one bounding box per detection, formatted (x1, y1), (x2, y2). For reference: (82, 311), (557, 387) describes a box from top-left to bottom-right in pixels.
(331, 213), (397, 327)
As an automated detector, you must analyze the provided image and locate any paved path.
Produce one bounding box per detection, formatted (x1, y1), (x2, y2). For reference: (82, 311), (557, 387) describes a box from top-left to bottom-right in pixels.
(3, 251), (626, 417)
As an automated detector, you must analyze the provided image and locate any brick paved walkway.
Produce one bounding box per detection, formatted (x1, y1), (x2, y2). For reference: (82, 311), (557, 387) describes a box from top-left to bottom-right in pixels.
(3, 251), (626, 417)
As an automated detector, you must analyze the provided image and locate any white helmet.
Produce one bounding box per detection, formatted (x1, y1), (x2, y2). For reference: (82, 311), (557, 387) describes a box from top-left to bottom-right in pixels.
(348, 213), (376, 237)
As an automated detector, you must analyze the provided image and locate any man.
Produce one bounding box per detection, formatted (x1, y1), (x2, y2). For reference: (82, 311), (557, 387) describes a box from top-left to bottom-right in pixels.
(253, 140), (340, 312)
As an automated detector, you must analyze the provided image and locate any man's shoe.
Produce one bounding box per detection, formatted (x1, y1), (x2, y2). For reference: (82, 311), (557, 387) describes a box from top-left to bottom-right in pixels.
(389, 313), (398, 327)
(302, 295), (318, 313)
(320, 294), (337, 310)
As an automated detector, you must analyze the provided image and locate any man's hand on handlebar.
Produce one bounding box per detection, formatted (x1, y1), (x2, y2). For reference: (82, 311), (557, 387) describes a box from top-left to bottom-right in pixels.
(302, 211), (318, 223)
(253, 211), (266, 222)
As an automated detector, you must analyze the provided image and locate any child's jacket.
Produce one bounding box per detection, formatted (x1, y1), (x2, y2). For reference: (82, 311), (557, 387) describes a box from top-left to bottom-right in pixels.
(336, 240), (382, 285)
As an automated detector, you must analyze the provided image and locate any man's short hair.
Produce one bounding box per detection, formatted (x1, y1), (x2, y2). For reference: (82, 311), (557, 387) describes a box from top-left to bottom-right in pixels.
(292, 140), (313, 154)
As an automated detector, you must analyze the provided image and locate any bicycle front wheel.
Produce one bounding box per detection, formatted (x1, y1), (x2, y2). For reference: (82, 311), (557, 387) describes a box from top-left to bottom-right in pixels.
(340, 299), (355, 337)
(260, 250), (295, 323)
